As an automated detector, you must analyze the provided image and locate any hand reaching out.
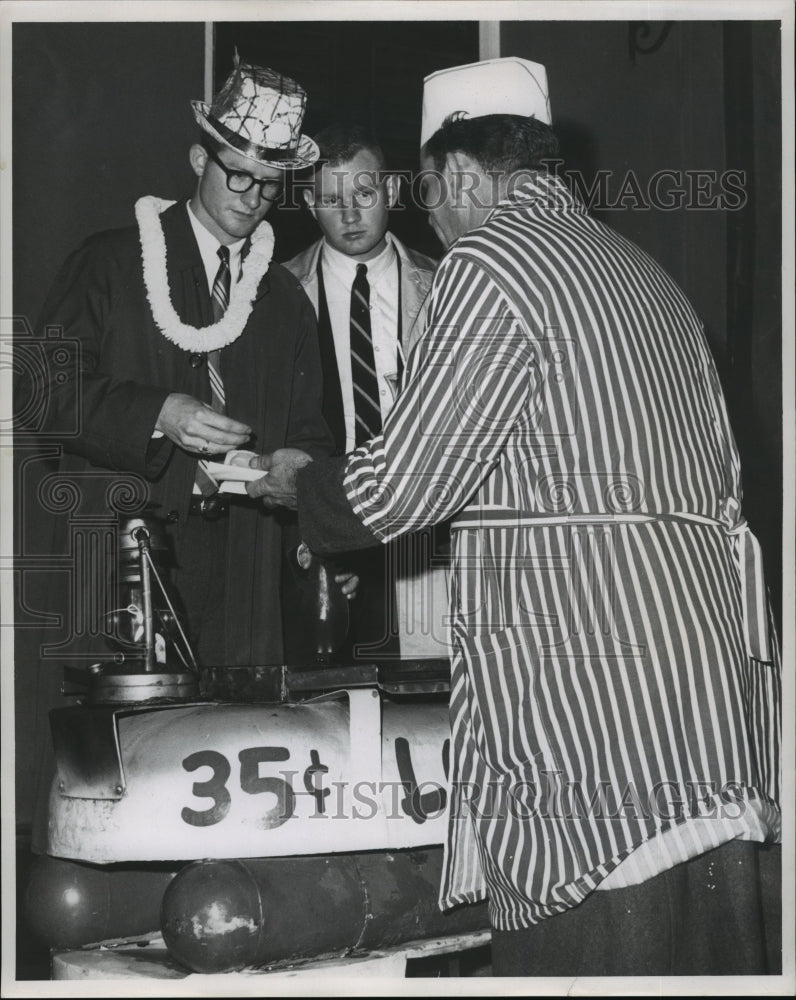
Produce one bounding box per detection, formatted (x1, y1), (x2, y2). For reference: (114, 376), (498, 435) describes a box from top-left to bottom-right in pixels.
(246, 448), (313, 509)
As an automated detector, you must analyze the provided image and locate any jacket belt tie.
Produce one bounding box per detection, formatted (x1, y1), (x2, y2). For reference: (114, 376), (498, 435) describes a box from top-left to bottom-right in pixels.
(451, 497), (772, 662)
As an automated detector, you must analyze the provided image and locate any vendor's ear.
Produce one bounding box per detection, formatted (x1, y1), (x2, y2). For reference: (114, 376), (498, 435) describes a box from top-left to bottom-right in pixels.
(445, 150), (473, 198)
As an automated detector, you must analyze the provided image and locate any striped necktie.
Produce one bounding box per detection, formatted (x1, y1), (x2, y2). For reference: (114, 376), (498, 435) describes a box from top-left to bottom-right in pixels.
(195, 246), (231, 496)
(350, 263), (382, 447)
(208, 245), (230, 411)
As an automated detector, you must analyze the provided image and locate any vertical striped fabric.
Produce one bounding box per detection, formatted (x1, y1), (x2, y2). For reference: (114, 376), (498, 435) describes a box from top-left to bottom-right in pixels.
(342, 173), (781, 929)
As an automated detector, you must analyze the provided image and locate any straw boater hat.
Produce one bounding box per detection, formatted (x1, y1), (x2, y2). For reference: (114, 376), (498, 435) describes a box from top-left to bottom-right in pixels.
(192, 56), (319, 170)
(420, 56), (552, 147)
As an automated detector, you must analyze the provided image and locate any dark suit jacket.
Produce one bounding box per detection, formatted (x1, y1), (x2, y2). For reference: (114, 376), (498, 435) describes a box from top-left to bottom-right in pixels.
(31, 201), (332, 666)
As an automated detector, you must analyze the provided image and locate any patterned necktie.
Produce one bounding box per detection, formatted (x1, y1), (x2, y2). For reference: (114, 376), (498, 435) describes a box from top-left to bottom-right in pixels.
(195, 246), (231, 496)
(208, 246), (229, 413)
(350, 263), (382, 446)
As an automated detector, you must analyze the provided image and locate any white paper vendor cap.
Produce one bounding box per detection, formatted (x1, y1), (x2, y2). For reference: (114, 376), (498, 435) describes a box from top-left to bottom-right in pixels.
(421, 56), (551, 147)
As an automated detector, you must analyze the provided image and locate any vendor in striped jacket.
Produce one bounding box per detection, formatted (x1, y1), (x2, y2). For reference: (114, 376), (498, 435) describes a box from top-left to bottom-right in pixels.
(248, 57), (781, 976)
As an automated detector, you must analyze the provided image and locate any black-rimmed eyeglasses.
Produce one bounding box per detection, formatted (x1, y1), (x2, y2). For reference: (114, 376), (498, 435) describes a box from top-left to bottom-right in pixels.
(205, 145), (283, 202)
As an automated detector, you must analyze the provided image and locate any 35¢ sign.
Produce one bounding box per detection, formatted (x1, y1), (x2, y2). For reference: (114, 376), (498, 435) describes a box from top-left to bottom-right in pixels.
(49, 694), (453, 863)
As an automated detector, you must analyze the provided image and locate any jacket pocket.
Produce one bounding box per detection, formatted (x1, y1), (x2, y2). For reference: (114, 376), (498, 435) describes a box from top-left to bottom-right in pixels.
(457, 625), (558, 775)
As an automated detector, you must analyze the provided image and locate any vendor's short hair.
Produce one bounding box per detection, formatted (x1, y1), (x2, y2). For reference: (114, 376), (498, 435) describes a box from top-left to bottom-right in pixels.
(423, 114), (559, 174)
(311, 124), (386, 171)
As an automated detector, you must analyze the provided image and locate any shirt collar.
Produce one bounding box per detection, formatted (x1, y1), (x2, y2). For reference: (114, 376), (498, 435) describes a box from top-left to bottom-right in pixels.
(322, 232), (396, 285)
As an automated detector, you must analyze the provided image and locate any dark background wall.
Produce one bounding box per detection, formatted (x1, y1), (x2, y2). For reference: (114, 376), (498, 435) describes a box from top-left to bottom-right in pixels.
(12, 22), (206, 333)
(721, 22), (783, 620)
(12, 18), (783, 829)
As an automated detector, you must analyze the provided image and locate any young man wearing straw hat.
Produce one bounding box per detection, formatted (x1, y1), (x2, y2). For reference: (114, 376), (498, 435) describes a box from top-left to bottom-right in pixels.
(247, 56), (781, 976)
(26, 58), (345, 701)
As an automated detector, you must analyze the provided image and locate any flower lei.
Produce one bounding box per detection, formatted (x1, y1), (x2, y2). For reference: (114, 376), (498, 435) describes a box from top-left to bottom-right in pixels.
(135, 196), (275, 352)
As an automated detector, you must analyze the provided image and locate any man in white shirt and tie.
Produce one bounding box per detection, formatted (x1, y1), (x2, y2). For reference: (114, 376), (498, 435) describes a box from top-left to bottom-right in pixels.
(284, 124), (449, 661)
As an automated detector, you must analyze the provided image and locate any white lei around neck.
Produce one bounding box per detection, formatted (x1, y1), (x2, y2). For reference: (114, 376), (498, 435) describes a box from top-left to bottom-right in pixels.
(135, 196), (275, 353)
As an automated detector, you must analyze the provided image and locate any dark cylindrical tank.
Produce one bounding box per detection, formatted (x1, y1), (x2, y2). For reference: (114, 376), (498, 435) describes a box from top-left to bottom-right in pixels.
(160, 848), (489, 973)
(25, 855), (178, 949)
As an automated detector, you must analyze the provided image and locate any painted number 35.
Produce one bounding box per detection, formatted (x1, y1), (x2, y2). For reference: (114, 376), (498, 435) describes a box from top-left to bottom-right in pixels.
(180, 746), (328, 830)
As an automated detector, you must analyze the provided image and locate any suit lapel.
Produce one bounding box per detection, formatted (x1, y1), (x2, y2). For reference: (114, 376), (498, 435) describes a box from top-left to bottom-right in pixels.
(398, 252), (428, 333)
(315, 256), (346, 454)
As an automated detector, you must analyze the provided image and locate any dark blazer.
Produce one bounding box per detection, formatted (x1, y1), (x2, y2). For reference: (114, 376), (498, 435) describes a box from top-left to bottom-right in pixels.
(31, 201), (332, 666)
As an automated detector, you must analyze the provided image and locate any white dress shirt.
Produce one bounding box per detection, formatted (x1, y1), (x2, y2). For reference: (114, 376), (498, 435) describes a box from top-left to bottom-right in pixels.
(152, 205), (245, 451)
(321, 235), (401, 453)
(186, 201), (245, 291)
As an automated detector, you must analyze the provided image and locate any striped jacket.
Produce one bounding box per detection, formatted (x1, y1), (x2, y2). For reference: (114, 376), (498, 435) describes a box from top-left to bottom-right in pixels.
(306, 172), (781, 928)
